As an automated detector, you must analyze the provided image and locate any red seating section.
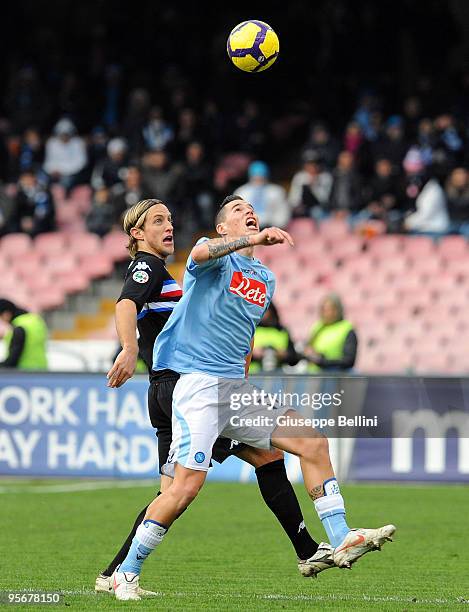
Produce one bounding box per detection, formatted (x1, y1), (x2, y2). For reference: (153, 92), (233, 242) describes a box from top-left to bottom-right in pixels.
(273, 218), (469, 375)
(0, 229), (128, 313)
(1, 213), (468, 375)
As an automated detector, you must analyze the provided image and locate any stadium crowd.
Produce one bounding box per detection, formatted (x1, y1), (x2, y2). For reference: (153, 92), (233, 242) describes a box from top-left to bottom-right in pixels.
(0, 2), (467, 243)
(2, 83), (469, 240)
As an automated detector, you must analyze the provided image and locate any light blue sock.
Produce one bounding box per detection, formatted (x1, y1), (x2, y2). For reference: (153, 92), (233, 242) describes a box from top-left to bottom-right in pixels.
(313, 478), (350, 548)
(120, 519), (167, 575)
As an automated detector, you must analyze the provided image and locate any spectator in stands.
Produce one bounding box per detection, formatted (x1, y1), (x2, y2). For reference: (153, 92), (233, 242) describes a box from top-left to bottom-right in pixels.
(86, 186), (116, 236)
(235, 160), (290, 228)
(142, 106), (174, 152)
(43, 118), (88, 196)
(402, 96), (422, 141)
(415, 118), (435, 166)
(101, 64), (123, 130)
(174, 108), (202, 159)
(403, 147), (450, 234)
(91, 137), (128, 189)
(361, 157), (403, 229)
(141, 150), (182, 204)
(13, 169), (55, 236)
(234, 99), (265, 155)
(352, 91), (380, 141)
(180, 142), (214, 229)
(288, 150), (333, 219)
(19, 128), (44, 175)
(304, 293), (357, 372)
(5, 134), (22, 183)
(88, 126), (109, 170)
(250, 302), (300, 373)
(0, 298), (48, 370)
(433, 114), (464, 170)
(328, 151), (363, 215)
(123, 88), (151, 155)
(445, 167), (469, 234)
(343, 121), (365, 161)
(0, 184), (14, 236)
(110, 165), (144, 217)
(370, 115), (408, 172)
(302, 122), (339, 170)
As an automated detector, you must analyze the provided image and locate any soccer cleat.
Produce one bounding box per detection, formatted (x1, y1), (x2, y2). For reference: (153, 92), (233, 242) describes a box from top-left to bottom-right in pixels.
(298, 542), (335, 577)
(95, 572), (158, 597)
(113, 571), (141, 601)
(95, 573), (113, 594)
(333, 524), (396, 568)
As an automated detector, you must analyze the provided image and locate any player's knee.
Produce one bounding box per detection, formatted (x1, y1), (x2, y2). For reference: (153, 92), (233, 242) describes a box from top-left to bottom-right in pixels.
(171, 477), (203, 508)
(297, 435), (329, 463)
(238, 446), (284, 468)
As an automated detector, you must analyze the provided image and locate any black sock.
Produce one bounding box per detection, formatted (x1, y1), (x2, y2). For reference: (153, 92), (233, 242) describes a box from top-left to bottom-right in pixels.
(101, 491), (162, 577)
(255, 460), (319, 560)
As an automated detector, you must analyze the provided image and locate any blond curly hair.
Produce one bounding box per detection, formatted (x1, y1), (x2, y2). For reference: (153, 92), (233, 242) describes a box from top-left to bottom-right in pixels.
(122, 199), (165, 258)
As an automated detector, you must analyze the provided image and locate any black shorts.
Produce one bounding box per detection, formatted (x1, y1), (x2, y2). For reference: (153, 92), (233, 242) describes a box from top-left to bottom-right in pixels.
(148, 373), (248, 473)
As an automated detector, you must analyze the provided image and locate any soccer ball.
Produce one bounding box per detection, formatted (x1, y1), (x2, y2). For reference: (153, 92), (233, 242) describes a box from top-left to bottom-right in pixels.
(227, 20), (279, 73)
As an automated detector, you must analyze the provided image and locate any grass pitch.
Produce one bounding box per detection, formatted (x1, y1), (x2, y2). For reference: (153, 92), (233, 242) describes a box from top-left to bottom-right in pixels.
(0, 480), (467, 610)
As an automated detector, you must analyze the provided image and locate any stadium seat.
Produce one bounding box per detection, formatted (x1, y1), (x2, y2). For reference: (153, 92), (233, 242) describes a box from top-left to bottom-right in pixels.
(318, 217), (350, 239)
(11, 251), (44, 274)
(413, 352), (451, 374)
(67, 232), (102, 255)
(329, 236), (364, 262)
(33, 287), (66, 311)
(55, 272), (90, 294)
(70, 185), (92, 213)
(1, 287), (32, 310)
(372, 350), (414, 373)
(102, 231), (129, 262)
(34, 232), (68, 256)
(438, 235), (469, 260)
(402, 236), (436, 257)
(375, 256), (409, 276)
(79, 253), (113, 279)
(27, 274), (55, 292)
(366, 235), (403, 258)
(341, 255), (376, 278)
(287, 218), (317, 240)
(43, 253), (78, 274)
(0, 233), (33, 257)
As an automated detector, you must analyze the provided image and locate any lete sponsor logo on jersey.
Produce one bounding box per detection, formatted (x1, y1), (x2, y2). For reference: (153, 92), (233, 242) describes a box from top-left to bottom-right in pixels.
(228, 271), (267, 307)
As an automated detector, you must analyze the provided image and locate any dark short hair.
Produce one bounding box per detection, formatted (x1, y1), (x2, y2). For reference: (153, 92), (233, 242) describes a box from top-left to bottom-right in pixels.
(215, 194), (245, 225)
(0, 299), (16, 315)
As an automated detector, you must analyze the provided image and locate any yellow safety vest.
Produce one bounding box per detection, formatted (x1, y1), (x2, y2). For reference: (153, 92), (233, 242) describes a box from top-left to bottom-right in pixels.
(308, 319), (354, 372)
(3, 313), (48, 370)
(250, 326), (289, 373)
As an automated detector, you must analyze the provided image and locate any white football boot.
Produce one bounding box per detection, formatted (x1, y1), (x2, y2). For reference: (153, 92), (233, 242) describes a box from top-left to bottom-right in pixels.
(95, 571), (157, 597)
(113, 571), (142, 601)
(298, 542), (335, 577)
(95, 573), (113, 594)
(333, 524), (396, 568)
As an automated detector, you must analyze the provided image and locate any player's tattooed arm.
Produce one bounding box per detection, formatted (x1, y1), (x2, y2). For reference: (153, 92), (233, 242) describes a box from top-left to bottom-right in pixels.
(207, 236), (251, 259)
(191, 236), (251, 264)
(309, 484), (324, 500)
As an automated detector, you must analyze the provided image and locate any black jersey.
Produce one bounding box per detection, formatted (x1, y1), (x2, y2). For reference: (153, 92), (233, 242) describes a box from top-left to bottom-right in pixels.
(117, 251), (182, 371)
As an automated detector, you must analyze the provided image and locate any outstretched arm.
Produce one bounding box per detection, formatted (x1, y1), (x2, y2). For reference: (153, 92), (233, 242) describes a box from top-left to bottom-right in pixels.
(191, 228), (294, 265)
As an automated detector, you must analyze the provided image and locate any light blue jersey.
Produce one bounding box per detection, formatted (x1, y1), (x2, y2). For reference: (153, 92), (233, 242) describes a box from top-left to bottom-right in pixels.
(153, 238), (276, 378)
